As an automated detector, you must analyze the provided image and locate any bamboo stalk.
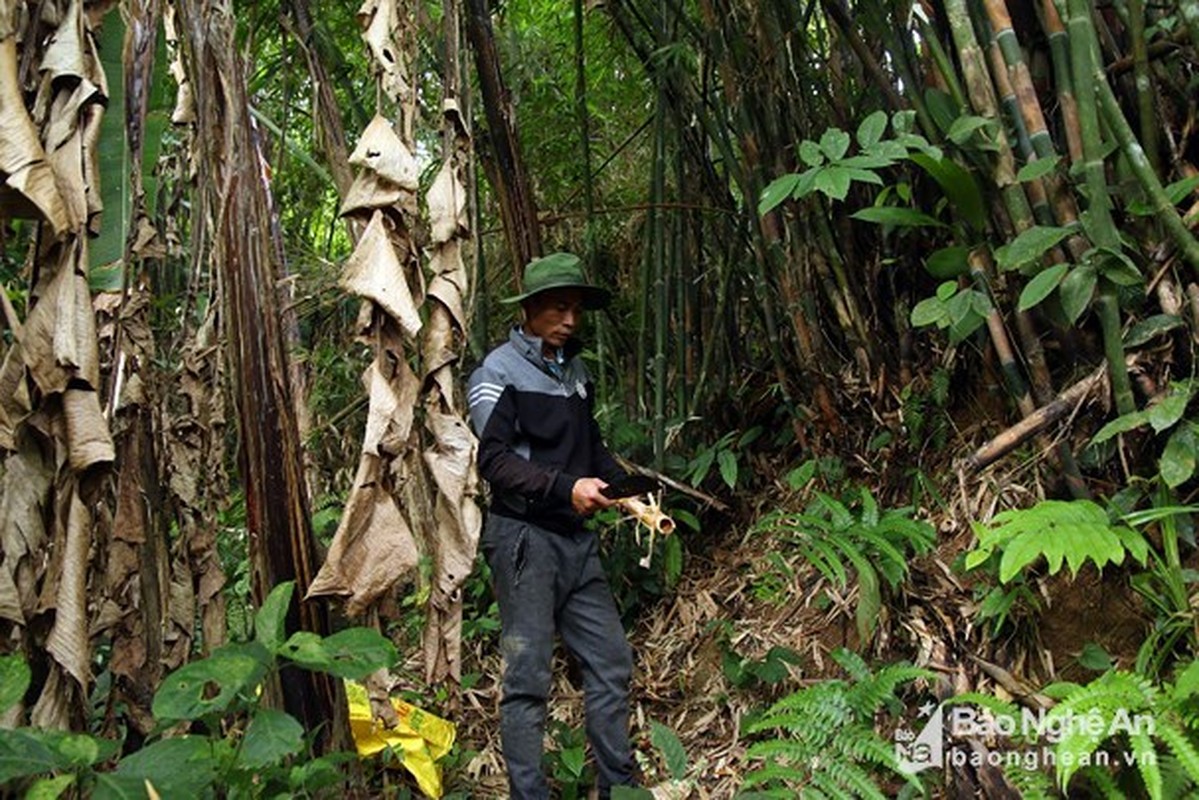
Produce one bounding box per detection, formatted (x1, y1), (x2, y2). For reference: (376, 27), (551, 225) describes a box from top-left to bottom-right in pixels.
(1127, 0), (1160, 175)
(1068, 0), (1136, 416)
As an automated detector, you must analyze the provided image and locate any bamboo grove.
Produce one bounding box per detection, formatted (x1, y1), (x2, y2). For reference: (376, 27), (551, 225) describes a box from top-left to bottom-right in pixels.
(3, 0), (1199, 787)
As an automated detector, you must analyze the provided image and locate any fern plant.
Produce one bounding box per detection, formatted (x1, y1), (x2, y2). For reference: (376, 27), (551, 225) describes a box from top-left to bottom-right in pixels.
(739, 648), (933, 798)
(964, 499), (1150, 583)
(1041, 665), (1199, 799)
(751, 489), (935, 641)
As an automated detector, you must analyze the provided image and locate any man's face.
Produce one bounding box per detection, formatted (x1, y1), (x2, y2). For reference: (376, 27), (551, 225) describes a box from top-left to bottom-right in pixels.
(523, 288), (585, 353)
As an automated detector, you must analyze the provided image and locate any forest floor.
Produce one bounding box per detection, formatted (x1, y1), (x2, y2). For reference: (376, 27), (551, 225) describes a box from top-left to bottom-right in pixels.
(445, 463), (1153, 799)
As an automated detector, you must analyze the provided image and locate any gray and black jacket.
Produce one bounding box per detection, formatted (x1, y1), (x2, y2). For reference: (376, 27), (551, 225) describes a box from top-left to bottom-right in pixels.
(467, 327), (626, 534)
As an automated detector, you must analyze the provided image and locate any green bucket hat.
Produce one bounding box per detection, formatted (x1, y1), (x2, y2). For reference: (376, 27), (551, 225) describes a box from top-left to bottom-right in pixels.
(501, 252), (611, 310)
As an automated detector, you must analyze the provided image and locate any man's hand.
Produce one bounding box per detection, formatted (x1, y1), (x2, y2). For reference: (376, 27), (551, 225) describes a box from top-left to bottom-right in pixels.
(571, 477), (617, 516)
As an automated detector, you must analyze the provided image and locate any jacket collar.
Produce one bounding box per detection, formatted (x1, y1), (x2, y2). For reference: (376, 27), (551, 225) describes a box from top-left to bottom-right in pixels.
(509, 326), (582, 370)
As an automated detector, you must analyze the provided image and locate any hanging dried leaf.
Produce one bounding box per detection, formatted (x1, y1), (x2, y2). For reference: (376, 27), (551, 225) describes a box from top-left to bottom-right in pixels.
(426, 158), (467, 244)
(306, 455), (421, 616)
(44, 490), (93, 688)
(339, 169), (406, 217)
(426, 240), (468, 331)
(357, 0), (411, 103)
(0, 37), (69, 232)
(422, 410), (480, 598)
(340, 211), (423, 337)
(62, 387), (115, 471)
(42, 0), (87, 83)
(362, 350), (420, 457)
(350, 114), (419, 191)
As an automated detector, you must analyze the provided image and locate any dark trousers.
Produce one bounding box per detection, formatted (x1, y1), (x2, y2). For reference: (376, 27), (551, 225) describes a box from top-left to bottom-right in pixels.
(481, 514), (636, 799)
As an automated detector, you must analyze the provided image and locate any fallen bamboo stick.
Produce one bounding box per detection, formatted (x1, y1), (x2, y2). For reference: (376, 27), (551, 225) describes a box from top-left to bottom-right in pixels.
(963, 365), (1107, 473)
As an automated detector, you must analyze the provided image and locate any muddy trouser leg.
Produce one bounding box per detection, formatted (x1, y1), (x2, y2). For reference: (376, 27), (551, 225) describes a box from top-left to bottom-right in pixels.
(482, 515), (557, 800)
(558, 532), (636, 797)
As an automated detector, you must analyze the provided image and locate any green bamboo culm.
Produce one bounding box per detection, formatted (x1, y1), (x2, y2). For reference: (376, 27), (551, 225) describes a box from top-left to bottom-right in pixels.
(1127, 0), (1160, 176)
(650, 32), (669, 470)
(1066, 0), (1136, 416)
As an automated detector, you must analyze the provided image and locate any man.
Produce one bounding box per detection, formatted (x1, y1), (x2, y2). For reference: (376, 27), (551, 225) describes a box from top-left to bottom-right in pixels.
(467, 252), (638, 799)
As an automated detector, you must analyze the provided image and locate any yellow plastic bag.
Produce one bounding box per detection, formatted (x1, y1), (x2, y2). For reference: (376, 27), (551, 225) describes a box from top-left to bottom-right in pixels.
(345, 680), (456, 798)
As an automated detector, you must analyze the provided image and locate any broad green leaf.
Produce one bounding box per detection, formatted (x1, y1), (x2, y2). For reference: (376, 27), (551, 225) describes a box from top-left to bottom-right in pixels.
(907, 152), (985, 231)
(560, 745), (586, 778)
(255, 580), (295, 652)
(864, 139), (908, 161)
(0, 729), (69, 784)
(923, 86), (959, 136)
(1018, 263), (1069, 311)
(1076, 642), (1114, 671)
(1016, 156), (1060, 183)
(282, 627), (397, 679)
(798, 139), (824, 168)
(856, 110), (888, 148)
(854, 561), (881, 641)
(1059, 264), (1096, 323)
(851, 206), (945, 228)
(936, 280), (959, 301)
(892, 109), (918, 134)
(1091, 408), (1151, 444)
(1160, 425), (1197, 488)
(1124, 314), (1183, 348)
(758, 173), (801, 216)
(814, 165), (852, 200)
(969, 289), (994, 318)
(663, 535), (683, 586)
(649, 720), (688, 779)
(1095, 248), (1143, 286)
(90, 12), (128, 281)
(924, 246), (970, 279)
(994, 225), (1072, 270)
(0, 655), (30, 713)
(838, 154), (897, 170)
(152, 646), (266, 720)
(819, 128), (851, 162)
(946, 114), (993, 145)
(948, 310), (986, 344)
(717, 449), (738, 490)
(239, 708), (304, 769)
(26, 774), (75, 800)
(94, 737), (216, 800)
(793, 167), (820, 199)
(841, 166), (884, 186)
(1174, 660), (1199, 699)
(910, 296), (945, 328)
(1148, 383), (1193, 432)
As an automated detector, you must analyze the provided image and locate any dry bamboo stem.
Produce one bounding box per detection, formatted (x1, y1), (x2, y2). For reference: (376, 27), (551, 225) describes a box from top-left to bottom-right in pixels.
(617, 496), (676, 535)
(963, 365), (1107, 473)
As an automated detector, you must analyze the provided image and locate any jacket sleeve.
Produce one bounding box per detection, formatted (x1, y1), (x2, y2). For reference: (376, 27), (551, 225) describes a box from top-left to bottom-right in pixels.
(468, 363), (567, 501)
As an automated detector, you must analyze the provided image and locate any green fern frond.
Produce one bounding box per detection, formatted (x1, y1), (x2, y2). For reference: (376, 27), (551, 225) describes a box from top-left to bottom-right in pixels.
(1002, 759), (1057, 800)
(831, 648), (871, 683)
(1157, 721), (1199, 783)
(1131, 727), (1164, 800)
(966, 500), (1147, 583)
(742, 762), (814, 786)
(808, 762), (876, 800)
(1076, 764), (1124, 799)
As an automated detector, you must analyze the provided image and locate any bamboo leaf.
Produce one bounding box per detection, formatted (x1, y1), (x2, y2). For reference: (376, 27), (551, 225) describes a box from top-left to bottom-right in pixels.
(1016, 156), (1061, 183)
(856, 111), (888, 148)
(717, 449), (738, 489)
(994, 225), (1072, 270)
(1018, 263), (1070, 311)
(1059, 264), (1097, 324)
(1160, 425), (1197, 489)
(1125, 314), (1183, 348)
(851, 206), (945, 228)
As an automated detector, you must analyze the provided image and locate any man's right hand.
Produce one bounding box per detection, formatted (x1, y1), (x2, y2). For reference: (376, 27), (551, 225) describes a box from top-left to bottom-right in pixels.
(571, 477), (617, 516)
